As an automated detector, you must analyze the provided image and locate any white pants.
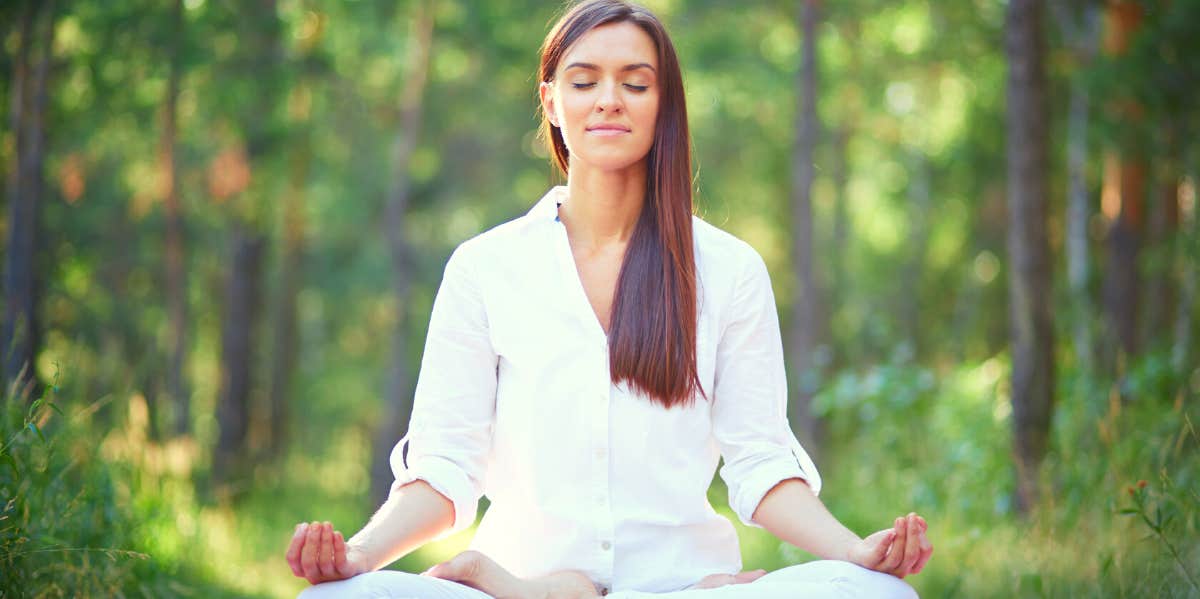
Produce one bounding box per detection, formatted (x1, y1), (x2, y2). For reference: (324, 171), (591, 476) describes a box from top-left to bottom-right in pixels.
(297, 560), (918, 599)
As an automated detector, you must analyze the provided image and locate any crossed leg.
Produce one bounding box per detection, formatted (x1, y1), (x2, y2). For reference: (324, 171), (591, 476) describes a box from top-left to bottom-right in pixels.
(299, 551), (916, 599)
(297, 551), (597, 599)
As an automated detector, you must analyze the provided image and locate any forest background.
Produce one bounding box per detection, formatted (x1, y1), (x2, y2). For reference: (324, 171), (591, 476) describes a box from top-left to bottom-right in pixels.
(2, 0), (1198, 597)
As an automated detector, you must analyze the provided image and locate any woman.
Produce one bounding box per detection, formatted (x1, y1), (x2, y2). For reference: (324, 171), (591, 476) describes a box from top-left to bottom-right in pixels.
(287, 2), (932, 597)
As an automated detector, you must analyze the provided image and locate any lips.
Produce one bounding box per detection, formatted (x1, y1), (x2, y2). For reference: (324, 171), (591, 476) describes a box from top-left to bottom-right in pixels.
(586, 124), (631, 133)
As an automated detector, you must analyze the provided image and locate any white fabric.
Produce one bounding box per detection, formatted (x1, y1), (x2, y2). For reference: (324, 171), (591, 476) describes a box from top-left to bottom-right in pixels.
(297, 561), (918, 599)
(389, 186), (822, 593)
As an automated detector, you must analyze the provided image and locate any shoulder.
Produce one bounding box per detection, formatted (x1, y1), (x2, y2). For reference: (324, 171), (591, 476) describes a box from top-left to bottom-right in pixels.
(691, 214), (768, 280)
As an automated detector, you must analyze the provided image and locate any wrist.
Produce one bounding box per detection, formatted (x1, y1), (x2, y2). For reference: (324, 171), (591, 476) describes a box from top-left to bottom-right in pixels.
(837, 535), (863, 564)
(345, 542), (374, 574)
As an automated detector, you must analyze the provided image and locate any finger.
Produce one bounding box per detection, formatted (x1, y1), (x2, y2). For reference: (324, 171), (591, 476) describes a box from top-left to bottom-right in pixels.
(286, 523), (308, 577)
(879, 517), (907, 573)
(333, 531), (351, 576)
(318, 523), (338, 580)
(912, 531), (933, 574)
(898, 514), (922, 575)
(861, 529), (895, 568)
(300, 521), (322, 582)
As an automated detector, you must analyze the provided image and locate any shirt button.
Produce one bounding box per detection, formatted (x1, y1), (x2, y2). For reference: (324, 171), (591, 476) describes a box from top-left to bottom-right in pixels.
(601, 540), (612, 551)
(595, 447), (606, 459)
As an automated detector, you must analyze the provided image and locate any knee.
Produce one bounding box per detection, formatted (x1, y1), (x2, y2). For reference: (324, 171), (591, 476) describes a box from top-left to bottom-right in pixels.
(827, 561), (918, 599)
(762, 561), (918, 599)
(297, 579), (358, 599)
(296, 571), (417, 599)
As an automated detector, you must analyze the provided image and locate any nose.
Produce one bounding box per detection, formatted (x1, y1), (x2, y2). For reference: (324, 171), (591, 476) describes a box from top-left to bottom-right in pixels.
(595, 81), (623, 114)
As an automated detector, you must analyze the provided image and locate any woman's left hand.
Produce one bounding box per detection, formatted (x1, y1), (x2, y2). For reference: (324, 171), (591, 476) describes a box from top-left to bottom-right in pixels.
(846, 512), (932, 578)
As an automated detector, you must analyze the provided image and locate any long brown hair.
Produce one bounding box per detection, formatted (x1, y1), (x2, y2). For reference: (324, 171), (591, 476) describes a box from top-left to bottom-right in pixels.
(538, 0), (704, 409)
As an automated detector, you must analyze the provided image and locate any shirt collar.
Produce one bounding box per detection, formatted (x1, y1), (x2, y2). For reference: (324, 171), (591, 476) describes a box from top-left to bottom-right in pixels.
(526, 185), (567, 222)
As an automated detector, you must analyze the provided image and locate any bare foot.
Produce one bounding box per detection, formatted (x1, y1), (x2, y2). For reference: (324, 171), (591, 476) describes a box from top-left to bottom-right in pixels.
(424, 550), (600, 599)
(686, 569), (768, 590)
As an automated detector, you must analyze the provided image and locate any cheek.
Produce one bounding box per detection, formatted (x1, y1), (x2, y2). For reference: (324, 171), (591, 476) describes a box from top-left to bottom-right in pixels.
(559, 94), (594, 124)
(634, 94), (659, 140)
(633, 90), (658, 118)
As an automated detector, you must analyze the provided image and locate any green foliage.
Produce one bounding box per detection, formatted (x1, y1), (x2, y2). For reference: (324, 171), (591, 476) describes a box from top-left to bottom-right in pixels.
(0, 371), (256, 598)
(788, 354), (1200, 598)
(1121, 477), (1200, 594)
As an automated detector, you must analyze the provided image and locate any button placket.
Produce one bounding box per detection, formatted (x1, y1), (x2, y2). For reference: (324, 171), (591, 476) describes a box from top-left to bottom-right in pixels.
(595, 351), (615, 570)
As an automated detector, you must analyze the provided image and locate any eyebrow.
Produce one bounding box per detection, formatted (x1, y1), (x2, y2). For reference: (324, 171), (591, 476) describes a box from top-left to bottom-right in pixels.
(564, 62), (656, 73)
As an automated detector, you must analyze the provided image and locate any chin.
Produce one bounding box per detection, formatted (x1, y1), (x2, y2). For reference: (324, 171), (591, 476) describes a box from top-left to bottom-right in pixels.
(572, 149), (651, 173)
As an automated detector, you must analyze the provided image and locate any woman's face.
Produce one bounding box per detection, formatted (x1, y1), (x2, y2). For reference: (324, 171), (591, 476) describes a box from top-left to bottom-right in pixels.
(540, 21), (660, 173)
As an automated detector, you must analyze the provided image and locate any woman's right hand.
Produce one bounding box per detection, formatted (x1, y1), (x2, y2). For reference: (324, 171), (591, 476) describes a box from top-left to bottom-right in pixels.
(286, 521), (368, 584)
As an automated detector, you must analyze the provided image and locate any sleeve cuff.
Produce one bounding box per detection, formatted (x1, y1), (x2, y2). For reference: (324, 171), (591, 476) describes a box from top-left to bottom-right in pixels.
(389, 436), (480, 539)
(729, 437), (822, 528)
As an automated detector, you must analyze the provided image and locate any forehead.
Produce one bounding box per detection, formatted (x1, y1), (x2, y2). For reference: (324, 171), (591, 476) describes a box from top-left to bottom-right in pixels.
(560, 21), (658, 71)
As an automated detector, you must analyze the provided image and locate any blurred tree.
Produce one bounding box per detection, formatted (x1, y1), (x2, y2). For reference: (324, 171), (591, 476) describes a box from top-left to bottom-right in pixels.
(214, 0), (285, 487)
(1005, 0), (1056, 514)
(160, 0), (190, 435)
(901, 146), (931, 357)
(788, 0), (826, 456)
(1052, 0), (1101, 375)
(370, 1), (435, 507)
(2, 0), (55, 398)
(1100, 0), (1144, 363)
(216, 223), (265, 482)
(1173, 173), (1196, 381)
(266, 80), (312, 460)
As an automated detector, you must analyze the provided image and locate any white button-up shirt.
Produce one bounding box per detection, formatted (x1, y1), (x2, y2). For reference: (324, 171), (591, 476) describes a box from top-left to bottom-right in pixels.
(390, 186), (821, 594)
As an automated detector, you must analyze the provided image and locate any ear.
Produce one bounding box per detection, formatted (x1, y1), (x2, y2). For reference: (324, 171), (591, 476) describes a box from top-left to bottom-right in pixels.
(539, 81), (559, 128)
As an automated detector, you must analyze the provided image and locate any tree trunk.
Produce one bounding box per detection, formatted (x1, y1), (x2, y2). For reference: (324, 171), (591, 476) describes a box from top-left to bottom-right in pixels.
(214, 226), (266, 485)
(901, 148), (931, 359)
(1055, 0), (1101, 373)
(213, 0), (282, 484)
(829, 124), (850, 369)
(267, 113), (310, 459)
(3, 0), (54, 399)
(1100, 1), (1145, 364)
(370, 3), (435, 506)
(1173, 168), (1197, 382)
(1005, 0), (1056, 515)
(1144, 128), (1180, 351)
(162, 0), (190, 435)
(787, 0), (825, 457)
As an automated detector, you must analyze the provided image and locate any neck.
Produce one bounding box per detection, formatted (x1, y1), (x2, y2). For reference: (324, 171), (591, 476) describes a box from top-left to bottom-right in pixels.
(559, 159), (647, 252)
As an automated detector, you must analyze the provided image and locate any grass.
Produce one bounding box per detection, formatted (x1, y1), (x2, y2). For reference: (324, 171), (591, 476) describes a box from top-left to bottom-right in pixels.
(2, 353), (1196, 598)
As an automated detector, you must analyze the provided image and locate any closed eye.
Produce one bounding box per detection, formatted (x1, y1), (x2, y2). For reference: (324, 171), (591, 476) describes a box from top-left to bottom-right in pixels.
(570, 82), (649, 92)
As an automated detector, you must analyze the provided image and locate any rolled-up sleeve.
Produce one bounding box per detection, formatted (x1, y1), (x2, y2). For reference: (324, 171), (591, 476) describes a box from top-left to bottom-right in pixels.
(389, 241), (497, 539)
(712, 245), (822, 529)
